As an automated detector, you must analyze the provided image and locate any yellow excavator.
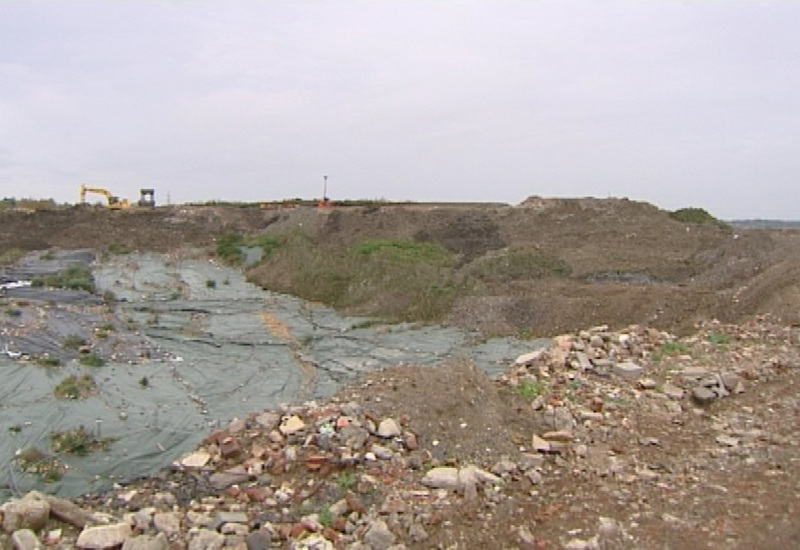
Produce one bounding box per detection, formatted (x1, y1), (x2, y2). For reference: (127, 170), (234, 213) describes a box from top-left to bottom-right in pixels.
(79, 184), (130, 210)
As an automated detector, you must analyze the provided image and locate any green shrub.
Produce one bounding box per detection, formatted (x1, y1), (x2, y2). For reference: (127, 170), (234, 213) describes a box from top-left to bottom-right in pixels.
(107, 242), (131, 255)
(51, 426), (113, 456)
(206, 279), (217, 289)
(35, 355), (62, 367)
(216, 232), (245, 264)
(652, 340), (689, 363)
(337, 471), (356, 491)
(79, 352), (104, 367)
(251, 233), (285, 257)
(514, 378), (546, 398)
(102, 290), (117, 305)
(63, 335), (87, 350)
(707, 331), (730, 345)
(32, 264), (95, 293)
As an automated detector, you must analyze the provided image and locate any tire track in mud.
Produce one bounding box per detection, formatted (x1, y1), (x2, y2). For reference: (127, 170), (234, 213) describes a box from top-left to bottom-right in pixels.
(259, 310), (317, 400)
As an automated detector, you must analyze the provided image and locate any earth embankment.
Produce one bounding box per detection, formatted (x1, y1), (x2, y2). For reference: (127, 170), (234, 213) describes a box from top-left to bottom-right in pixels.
(3, 198), (800, 336)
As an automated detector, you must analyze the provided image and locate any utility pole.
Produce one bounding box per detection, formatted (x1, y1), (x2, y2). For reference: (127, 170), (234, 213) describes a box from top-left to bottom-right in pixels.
(323, 175), (328, 202)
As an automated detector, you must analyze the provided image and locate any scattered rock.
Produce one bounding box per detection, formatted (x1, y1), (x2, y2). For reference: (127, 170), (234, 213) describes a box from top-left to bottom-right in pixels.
(76, 523), (132, 550)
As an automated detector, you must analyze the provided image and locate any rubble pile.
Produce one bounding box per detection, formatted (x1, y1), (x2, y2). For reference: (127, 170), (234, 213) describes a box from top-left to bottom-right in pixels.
(2, 316), (799, 549)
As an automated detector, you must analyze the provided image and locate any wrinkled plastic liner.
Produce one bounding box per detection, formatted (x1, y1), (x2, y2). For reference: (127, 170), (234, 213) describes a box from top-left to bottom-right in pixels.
(1, 253), (543, 501)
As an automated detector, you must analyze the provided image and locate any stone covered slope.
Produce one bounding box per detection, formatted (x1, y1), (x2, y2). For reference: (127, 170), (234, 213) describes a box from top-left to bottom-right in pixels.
(3, 316), (799, 549)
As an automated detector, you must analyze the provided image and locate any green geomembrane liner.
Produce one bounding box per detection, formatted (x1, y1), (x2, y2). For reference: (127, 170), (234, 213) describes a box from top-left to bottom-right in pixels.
(0, 253), (545, 501)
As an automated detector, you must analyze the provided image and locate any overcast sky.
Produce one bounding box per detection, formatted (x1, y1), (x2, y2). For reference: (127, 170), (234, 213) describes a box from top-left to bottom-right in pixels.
(1, 2), (798, 218)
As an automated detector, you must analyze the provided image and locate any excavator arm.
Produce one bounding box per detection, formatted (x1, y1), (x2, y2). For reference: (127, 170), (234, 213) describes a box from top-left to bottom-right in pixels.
(79, 184), (130, 210)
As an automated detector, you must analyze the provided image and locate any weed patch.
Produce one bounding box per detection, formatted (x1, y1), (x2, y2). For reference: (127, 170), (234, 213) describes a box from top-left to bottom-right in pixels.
(32, 264), (95, 293)
(54, 374), (96, 399)
(216, 232), (245, 264)
(63, 335), (87, 350)
(51, 426), (113, 456)
(514, 378), (546, 398)
(15, 447), (64, 483)
(352, 239), (452, 264)
(79, 352), (104, 367)
(707, 331), (730, 345)
(35, 355), (62, 367)
(468, 248), (571, 283)
(669, 207), (730, 229)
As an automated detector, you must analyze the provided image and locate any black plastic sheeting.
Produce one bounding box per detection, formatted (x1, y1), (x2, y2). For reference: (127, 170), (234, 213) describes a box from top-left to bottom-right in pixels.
(1, 252), (545, 502)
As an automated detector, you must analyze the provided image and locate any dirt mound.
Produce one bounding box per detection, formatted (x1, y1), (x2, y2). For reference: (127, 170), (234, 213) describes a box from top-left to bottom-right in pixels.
(3, 198), (800, 336)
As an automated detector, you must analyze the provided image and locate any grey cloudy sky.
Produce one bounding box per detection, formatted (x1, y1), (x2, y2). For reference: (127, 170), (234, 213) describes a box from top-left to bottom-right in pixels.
(1, 1), (798, 218)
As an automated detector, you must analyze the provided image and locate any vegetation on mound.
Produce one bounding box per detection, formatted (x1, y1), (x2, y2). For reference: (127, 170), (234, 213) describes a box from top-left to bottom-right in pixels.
(251, 235), (463, 323)
(35, 355), (62, 367)
(63, 334), (87, 350)
(15, 447), (64, 483)
(107, 242), (131, 255)
(79, 352), (105, 367)
(51, 426), (114, 456)
(352, 239), (453, 264)
(669, 207), (730, 229)
(216, 231), (286, 265)
(31, 264), (96, 293)
(467, 248), (571, 282)
(54, 374), (97, 399)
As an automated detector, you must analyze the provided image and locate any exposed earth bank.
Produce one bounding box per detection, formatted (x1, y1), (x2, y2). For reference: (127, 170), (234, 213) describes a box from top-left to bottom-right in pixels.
(3, 197), (800, 336)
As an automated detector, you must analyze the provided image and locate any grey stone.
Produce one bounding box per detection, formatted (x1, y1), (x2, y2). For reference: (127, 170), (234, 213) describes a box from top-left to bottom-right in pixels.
(573, 351), (592, 370)
(420, 467), (461, 490)
(121, 533), (169, 550)
(245, 530), (271, 550)
(11, 529), (42, 550)
(2, 494), (50, 533)
(662, 384), (684, 400)
(638, 378), (658, 390)
(153, 512), (181, 538)
(491, 459), (518, 475)
(208, 467), (250, 490)
(377, 418), (401, 438)
(255, 412), (279, 430)
(473, 467), (504, 487)
(533, 406), (574, 433)
(43, 494), (94, 529)
(339, 425), (369, 450)
(514, 349), (544, 366)
(212, 511), (249, 532)
(76, 523), (132, 549)
(722, 373), (745, 394)
(716, 434), (739, 447)
(188, 529), (224, 550)
(691, 386), (717, 405)
(408, 521), (429, 543)
(363, 518), (396, 550)
(613, 361), (644, 379)
(371, 443), (394, 460)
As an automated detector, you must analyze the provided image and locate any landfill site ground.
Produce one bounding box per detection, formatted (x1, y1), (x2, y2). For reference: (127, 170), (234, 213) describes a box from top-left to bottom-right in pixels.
(1, 197), (800, 549)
